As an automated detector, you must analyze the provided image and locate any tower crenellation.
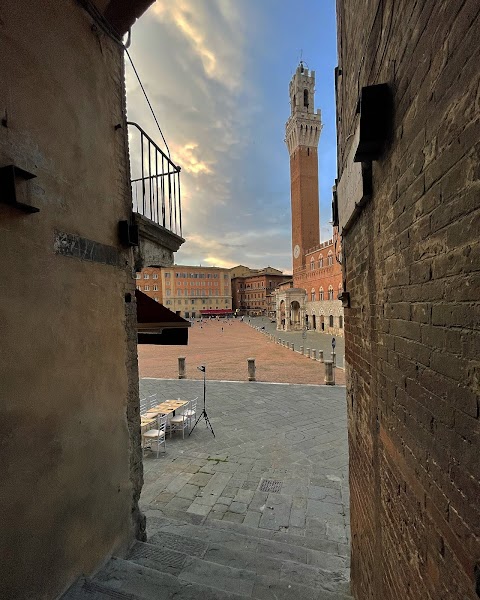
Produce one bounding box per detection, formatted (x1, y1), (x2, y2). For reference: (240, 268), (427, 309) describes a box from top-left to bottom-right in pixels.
(285, 62), (323, 155)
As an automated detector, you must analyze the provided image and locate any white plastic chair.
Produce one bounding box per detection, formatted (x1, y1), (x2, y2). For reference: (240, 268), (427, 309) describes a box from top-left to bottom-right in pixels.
(142, 414), (168, 457)
(169, 400), (190, 439)
(140, 397), (148, 415)
(147, 394), (157, 410)
(184, 397), (199, 430)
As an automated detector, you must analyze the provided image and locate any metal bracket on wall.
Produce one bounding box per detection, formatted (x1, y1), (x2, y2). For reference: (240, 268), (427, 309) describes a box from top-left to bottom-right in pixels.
(0, 164), (38, 213)
(118, 220), (139, 246)
(338, 291), (350, 308)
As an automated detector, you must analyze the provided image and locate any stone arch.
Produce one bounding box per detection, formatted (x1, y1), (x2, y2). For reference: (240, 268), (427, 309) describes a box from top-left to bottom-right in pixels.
(328, 285), (334, 300)
(290, 300), (301, 327)
(319, 287), (324, 301)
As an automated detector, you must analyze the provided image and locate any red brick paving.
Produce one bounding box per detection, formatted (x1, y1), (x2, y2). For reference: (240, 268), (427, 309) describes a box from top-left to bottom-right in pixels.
(138, 321), (345, 385)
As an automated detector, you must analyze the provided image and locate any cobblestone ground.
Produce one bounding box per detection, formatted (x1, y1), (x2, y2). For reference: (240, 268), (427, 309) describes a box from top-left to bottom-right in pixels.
(140, 379), (350, 556)
(139, 320), (345, 386)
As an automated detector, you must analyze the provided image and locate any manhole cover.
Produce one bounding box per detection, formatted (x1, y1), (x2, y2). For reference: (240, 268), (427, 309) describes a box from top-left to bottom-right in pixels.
(259, 479), (282, 493)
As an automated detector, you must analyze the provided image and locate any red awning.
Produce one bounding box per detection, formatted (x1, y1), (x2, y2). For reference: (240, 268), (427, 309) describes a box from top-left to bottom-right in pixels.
(136, 290), (190, 345)
(199, 309), (234, 315)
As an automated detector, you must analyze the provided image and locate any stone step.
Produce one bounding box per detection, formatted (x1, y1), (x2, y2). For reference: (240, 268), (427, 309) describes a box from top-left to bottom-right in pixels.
(146, 526), (350, 596)
(145, 510), (350, 557)
(94, 556), (254, 599)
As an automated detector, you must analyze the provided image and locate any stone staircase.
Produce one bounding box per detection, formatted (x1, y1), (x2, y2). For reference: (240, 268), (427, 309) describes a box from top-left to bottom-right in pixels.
(63, 513), (352, 600)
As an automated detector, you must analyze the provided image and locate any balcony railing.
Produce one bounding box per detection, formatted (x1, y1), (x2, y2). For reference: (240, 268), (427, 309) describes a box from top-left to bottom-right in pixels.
(127, 122), (182, 237)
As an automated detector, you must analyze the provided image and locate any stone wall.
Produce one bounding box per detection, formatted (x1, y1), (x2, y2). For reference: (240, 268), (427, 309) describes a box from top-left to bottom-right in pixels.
(0, 2), (145, 597)
(305, 299), (344, 336)
(336, 1), (479, 599)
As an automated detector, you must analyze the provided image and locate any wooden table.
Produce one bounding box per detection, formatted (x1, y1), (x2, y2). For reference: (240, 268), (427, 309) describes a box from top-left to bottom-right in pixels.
(145, 399), (188, 418)
(140, 417), (156, 433)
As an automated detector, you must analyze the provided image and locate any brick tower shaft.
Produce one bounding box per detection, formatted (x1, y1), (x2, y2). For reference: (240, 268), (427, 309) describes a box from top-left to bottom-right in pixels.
(285, 63), (322, 272)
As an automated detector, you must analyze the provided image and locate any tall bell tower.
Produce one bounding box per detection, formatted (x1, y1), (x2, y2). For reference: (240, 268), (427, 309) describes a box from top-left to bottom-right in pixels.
(285, 62), (322, 272)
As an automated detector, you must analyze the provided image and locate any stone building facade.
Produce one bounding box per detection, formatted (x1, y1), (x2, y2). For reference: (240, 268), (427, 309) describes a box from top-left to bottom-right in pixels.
(0, 2), (187, 598)
(230, 266), (291, 316)
(277, 62), (344, 334)
(335, 2), (479, 599)
(136, 265), (232, 319)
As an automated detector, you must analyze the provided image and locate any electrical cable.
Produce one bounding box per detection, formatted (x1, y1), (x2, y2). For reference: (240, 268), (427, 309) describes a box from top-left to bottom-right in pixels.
(76, 0), (171, 158)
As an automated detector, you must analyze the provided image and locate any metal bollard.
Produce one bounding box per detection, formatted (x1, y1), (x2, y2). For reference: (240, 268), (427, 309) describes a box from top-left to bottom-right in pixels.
(300, 346), (304, 355)
(178, 356), (186, 379)
(311, 349), (317, 360)
(247, 358), (256, 381)
(306, 348), (310, 358)
(331, 352), (336, 368)
(286, 342), (290, 349)
(324, 360), (335, 385)
(318, 350), (324, 363)
(291, 343), (295, 352)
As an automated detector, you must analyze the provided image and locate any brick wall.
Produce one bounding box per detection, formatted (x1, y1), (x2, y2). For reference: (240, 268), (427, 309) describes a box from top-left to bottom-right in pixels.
(336, 1), (479, 599)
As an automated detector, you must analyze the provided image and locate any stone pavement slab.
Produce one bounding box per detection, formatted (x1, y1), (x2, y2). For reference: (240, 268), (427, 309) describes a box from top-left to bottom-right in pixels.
(140, 379), (349, 547)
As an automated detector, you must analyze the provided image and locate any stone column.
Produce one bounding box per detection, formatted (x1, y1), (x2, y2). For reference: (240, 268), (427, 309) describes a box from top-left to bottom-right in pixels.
(318, 350), (324, 363)
(300, 346), (304, 355)
(286, 342), (290, 349)
(291, 343), (295, 352)
(331, 352), (336, 368)
(247, 358), (256, 381)
(311, 349), (316, 360)
(324, 360), (335, 385)
(306, 348), (310, 358)
(178, 357), (186, 379)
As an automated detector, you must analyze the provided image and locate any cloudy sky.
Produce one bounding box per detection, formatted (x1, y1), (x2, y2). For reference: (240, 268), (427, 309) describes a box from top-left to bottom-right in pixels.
(126, 0), (337, 274)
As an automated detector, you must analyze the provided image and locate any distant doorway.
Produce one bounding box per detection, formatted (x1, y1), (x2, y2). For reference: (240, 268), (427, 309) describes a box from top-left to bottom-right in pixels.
(320, 315), (324, 331)
(312, 315), (316, 330)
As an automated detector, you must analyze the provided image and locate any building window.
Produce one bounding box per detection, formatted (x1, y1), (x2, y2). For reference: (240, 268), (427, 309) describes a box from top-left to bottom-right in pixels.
(153, 285), (158, 291)
(339, 316), (343, 328)
(144, 273), (149, 279)
(329, 315), (334, 328)
(328, 285), (334, 300)
(153, 273), (158, 279)
(136, 286), (141, 290)
(311, 290), (316, 302)
(166, 300), (172, 305)
(154, 297), (158, 302)
(303, 88), (309, 107)
(178, 289), (182, 296)
(318, 255), (323, 268)
(327, 252), (333, 266)
(135, 273), (141, 280)
(185, 312), (189, 318)
(310, 258), (315, 271)
(165, 272), (170, 278)
(144, 285), (150, 291)
(166, 290), (171, 296)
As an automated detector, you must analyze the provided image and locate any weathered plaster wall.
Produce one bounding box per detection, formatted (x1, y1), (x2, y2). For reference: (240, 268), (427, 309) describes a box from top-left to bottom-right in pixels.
(0, 1), (142, 598)
(336, 1), (479, 599)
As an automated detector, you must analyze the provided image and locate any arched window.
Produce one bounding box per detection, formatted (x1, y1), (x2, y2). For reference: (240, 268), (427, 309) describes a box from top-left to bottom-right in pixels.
(311, 288), (316, 302)
(318, 255), (323, 268)
(303, 89), (309, 107)
(338, 283), (343, 298)
(310, 257), (315, 271)
(329, 315), (334, 327)
(328, 285), (334, 300)
(319, 287), (324, 301)
(327, 251), (333, 266)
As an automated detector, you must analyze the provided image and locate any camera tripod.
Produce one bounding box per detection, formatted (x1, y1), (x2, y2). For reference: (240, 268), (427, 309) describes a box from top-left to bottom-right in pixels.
(189, 365), (215, 438)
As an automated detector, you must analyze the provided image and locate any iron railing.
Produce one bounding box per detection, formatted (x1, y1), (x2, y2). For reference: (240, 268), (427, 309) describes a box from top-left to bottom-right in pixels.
(127, 122), (182, 237)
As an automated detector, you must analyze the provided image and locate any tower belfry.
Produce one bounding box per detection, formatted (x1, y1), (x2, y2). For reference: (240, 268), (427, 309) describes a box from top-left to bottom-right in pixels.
(285, 62), (322, 272)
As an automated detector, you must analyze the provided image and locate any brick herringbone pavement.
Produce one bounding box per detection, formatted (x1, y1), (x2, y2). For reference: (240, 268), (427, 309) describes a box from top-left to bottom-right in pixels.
(139, 320), (345, 385)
